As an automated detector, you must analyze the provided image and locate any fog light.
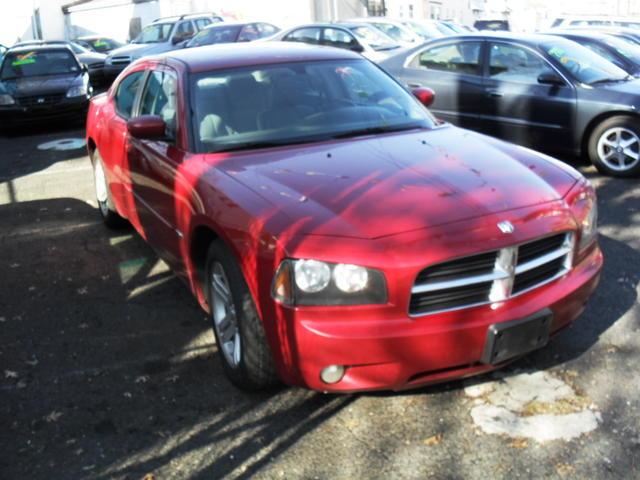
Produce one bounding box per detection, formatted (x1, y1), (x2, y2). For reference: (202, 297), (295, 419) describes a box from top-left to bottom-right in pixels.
(320, 365), (345, 384)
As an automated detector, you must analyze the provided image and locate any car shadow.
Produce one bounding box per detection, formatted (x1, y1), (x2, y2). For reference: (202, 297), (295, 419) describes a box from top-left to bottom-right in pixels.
(0, 197), (355, 479)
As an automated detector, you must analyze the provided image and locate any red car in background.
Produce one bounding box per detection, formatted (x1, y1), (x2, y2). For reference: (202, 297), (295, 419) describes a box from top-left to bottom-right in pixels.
(86, 43), (602, 392)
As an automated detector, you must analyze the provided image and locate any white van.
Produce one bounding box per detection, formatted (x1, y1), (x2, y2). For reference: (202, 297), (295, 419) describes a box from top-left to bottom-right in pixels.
(551, 16), (640, 30)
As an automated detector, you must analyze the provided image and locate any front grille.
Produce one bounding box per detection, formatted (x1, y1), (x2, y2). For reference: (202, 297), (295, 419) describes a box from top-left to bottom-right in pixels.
(410, 233), (573, 316)
(17, 93), (66, 107)
(110, 56), (131, 65)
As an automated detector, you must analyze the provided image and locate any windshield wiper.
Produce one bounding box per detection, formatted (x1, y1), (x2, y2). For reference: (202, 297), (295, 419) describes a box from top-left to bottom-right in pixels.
(208, 138), (317, 153)
(589, 77), (630, 85)
(331, 124), (423, 139)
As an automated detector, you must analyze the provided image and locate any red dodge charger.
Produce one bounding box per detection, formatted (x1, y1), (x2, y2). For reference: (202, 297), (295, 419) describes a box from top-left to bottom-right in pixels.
(86, 43), (602, 392)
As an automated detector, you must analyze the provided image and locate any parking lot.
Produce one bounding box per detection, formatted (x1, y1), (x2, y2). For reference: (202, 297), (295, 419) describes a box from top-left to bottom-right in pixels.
(0, 123), (638, 479)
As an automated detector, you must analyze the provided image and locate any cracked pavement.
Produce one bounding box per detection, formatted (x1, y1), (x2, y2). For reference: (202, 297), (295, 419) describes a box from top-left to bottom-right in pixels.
(0, 124), (638, 479)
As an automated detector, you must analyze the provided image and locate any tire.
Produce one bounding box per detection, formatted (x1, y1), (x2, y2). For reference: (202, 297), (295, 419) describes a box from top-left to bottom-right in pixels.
(588, 116), (640, 177)
(205, 240), (279, 391)
(92, 149), (127, 229)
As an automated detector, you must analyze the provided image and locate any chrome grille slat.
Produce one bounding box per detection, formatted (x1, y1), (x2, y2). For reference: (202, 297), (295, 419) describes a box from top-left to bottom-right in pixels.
(409, 233), (573, 316)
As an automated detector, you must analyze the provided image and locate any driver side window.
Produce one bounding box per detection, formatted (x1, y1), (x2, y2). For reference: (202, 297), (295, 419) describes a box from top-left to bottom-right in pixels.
(488, 43), (548, 84)
(139, 69), (179, 140)
(114, 71), (144, 120)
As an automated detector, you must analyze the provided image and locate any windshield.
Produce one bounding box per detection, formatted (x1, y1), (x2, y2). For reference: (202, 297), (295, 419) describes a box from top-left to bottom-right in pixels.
(602, 35), (640, 64)
(187, 25), (241, 47)
(348, 25), (397, 50)
(542, 39), (630, 84)
(191, 59), (435, 154)
(402, 21), (442, 39)
(371, 22), (415, 43)
(133, 23), (174, 44)
(1, 50), (80, 79)
(84, 37), (123, 52)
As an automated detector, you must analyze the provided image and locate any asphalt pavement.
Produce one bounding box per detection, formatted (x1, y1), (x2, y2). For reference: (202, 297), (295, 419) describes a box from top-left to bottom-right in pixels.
(0, 124), (638, 479)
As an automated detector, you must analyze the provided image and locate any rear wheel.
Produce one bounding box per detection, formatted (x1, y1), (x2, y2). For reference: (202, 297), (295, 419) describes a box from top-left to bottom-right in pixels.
(92, 149), (126, 228)
(588, 116), (640, 177)
(205, 240), (279, 390)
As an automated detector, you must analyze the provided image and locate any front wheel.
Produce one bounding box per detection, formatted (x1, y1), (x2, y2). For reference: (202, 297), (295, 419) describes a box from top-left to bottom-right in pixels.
(92, 149), (127, 228)
(588, 116), (640, 177)
(205, 240), (279, 391)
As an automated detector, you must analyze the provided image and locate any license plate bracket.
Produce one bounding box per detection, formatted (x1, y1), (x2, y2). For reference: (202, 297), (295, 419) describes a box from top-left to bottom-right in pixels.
(481, 309), (553, 365)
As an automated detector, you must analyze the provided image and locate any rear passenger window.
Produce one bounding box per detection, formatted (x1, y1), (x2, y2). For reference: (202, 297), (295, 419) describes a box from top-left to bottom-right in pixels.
(115, 71), (144, 119)
(258, 23), (278, 38)
(139, 70), (179, 140)
(322, 28), (358, 50)
(284, 28), (321, 45)
(195, 18), (211, 30)
(412, 42), (481, 75)
(238, 24), (260, 42)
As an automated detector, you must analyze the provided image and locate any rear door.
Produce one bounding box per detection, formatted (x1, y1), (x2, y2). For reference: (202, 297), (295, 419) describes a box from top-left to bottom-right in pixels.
(481, 41), (577, 149)
(399, 39), (486, 130)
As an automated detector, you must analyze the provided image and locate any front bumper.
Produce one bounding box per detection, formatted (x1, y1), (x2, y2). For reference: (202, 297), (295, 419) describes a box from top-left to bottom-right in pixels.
(287, 246), (601, 392)
(259, 200), (603, 393)
(0, 96), (88, 127)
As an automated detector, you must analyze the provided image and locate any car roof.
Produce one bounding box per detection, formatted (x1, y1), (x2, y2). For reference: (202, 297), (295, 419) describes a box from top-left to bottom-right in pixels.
(543, 30), (614, 40)
(429, 32), (563, 46)
(201, 21), (250, 30)
(152, 12), (216, 23)
(6, 44), (76, 54)
(158, 41), (361, 73)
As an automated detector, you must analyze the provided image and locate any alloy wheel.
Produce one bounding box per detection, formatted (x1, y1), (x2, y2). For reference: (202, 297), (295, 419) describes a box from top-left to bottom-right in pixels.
(211, 262), (241, 368)
(597, 127), (640, 172)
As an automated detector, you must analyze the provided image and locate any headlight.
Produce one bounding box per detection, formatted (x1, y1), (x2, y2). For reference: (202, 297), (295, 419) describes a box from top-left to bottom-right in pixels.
(66, 85), (88, 98)
(0, 94), (15, 106)
(569, 182), (598, 252)
(272, 259), (387, 306)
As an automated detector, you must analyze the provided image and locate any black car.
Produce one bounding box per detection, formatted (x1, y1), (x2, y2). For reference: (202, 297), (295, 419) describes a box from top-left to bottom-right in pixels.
(75, 36), (124, 54)
(561, 26), (640, 46)
(0, 45), (91, 128)
(474, 20), (510, 31)
(183, 21), (279, 48)
(544, 30), (640, 76)
(381, 33), (640, 176)
(13, 40), (107, 84)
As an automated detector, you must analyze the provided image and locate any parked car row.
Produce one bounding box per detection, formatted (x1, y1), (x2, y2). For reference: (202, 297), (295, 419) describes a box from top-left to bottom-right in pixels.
(3, 14), (640, 177)
(381, 32), (640, 176)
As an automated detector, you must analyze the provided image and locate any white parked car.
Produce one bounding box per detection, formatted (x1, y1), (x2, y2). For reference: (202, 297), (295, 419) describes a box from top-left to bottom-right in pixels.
(271, 23), (401, 62)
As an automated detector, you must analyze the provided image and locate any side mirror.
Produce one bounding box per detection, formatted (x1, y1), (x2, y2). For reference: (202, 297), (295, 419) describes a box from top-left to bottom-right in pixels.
(538, 71), (565, 86)
(172, 34), (191, 45)
(349, 43), (365, 53)
(412, 87), (435, 107)
(127, 115), (166, 140)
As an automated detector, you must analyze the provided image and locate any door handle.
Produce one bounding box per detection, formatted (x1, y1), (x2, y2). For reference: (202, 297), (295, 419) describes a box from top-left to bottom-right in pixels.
(408, 83), (423, 88)
(486, 89), (504, 98)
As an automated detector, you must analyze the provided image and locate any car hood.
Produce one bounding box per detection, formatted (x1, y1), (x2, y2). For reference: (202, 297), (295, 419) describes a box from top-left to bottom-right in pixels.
(77, 51), (107, 63)
(107, 42), (170, 59)
(1, 73), (79, 96)
(215, 126), (579, 239)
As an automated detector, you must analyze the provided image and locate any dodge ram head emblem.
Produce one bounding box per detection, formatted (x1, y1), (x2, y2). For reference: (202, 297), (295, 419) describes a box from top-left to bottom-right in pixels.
(497, 220), (515, 234)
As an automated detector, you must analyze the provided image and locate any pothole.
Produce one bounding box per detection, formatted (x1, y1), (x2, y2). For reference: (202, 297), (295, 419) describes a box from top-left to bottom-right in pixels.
(465, 370), (601, 442)
(37, 138), (86, 151)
